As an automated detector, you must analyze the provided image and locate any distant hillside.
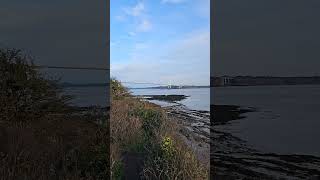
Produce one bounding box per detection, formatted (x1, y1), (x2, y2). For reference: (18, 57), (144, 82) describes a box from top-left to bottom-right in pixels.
(211, 76), (320, 87)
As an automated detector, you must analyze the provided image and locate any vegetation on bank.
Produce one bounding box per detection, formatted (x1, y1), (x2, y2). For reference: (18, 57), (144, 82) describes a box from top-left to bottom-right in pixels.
(110, 78), (208, 179)
(0, 48), (109, 179)
(0, 47), (207, 179)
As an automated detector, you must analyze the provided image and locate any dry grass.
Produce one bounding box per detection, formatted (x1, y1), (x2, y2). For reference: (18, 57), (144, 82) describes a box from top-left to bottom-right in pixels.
(110, 98), (143, 178)
(110, 79), (209, 179)
(0, 117), (108, 180)
(141, 106), (209, 180)
(0, 48), (109, 179)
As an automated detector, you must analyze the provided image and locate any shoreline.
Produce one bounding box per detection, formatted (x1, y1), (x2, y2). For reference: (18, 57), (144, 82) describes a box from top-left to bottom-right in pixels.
(111, 80), (209, 179)
(165, 104), (210, 167)
(136, 94), (210, 167)
(211, 104), (320, 179)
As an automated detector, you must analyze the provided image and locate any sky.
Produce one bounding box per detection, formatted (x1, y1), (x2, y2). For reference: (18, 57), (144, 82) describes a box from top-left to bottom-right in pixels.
(0, 0), (108, 83)
(111, 0), (210, 87)
(213, 0), (320, 77)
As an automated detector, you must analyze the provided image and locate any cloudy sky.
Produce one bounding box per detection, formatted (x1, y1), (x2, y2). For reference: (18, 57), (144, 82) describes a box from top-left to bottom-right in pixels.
(0, 0), (108, 83)
(213, 0), (320, 77)
(111, 0), (210, 87)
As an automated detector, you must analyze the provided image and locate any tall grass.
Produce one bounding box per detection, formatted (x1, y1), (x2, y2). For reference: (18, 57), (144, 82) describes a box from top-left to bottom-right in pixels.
(0, 48), (109, 179)
(110, 78), (208, 179)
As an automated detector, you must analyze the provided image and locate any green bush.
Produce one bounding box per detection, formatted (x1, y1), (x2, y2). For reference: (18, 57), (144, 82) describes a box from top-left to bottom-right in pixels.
(134, 108), (162, 138)
(0, 48), (71, 122)
(111, 161), (124, 180)
(110, 78), (129, 100)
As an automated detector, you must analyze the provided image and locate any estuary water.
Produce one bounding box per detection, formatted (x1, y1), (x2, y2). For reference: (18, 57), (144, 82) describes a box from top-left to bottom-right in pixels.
(64, 86), (109, 107)
(130, 88), (210, 112)
(214, 85), (320, 156)
(63, 85), (320, 156)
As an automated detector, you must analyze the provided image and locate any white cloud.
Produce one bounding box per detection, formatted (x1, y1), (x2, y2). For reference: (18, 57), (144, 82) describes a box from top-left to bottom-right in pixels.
(124, 2), (145, 17)
(118, 2), (152, 34)
(136, 19), (152, 32)
(128, 31), (136, 36)
(111, 29), (210, 86)
(115, 15), (126, 21)
(161, 0), (186, 4)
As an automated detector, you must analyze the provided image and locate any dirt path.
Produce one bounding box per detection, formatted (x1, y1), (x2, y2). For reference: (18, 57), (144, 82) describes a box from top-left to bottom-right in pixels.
(122, 152), (145, 180)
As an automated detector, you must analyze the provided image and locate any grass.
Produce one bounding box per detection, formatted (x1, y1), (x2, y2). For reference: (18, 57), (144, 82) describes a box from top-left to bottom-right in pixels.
(110, 78), (209, 179)
(0, 47), (208, 179)
(0, 48), (109, 179)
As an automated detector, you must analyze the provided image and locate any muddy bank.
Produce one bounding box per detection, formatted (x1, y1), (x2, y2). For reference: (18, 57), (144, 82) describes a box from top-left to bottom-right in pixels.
(165, 104), (210, 167)
(137, 94), (210, 167)
(212, 104), (320, 179)
(212, 105), (255, 125)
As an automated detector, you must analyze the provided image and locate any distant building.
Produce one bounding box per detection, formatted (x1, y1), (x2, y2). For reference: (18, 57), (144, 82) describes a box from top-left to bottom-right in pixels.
(212, 76), (234, 86)
(221, 76), (233, 86)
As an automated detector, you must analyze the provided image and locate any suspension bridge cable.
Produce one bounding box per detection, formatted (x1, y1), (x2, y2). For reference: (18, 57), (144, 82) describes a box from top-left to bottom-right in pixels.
(120, 81), (167, 85)
(33, 65), (173, 86)
(34, 65), (109, 71)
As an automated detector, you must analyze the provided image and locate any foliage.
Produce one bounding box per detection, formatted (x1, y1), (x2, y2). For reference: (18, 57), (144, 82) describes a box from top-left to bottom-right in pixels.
(110, 78), (129, 100)
(0, 47), (109, 179)
(134, 107), (162, 138)
(161, 136), (175, 159)
(0, 48), (72, 122)
(111, 93), (208, 179)
(111, 161), (124, 180)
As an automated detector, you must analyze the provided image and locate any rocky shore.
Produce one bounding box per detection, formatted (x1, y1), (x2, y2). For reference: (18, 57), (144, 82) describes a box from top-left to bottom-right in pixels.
(137, 95), (210, 167)
(212, 104), (320, 179)
(132, 94), (320, 179)
(137, 94), (320, 179)
(165, 104), (210, 167)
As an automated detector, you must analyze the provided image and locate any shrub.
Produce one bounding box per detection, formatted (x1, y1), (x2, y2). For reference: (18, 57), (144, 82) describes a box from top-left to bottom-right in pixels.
(110, 80), (208, 179)
(134, 108), (162, 138)
(161, 136), (175, 159)
(0, 47), (109, 179)
(0, 48), (71, 122)
(110, 78), (129, 100)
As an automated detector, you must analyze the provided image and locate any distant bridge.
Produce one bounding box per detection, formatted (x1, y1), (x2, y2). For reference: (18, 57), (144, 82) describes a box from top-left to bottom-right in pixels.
(34, 65), (185, 88)
(34, 65), (109, 71)
(120, 81), (167, 86)
(120, 81), (187, 89)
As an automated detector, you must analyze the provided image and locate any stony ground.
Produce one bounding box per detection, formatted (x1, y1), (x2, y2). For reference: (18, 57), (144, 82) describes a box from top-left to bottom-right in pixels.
(165, 104), (210, 168)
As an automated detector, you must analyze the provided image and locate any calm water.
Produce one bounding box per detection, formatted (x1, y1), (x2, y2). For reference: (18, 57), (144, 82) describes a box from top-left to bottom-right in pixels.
(64, 86), (109, 107)
(131, 88), (210, 111)
(63, 87), (210, 112)
(214, 85), (320, 156)
(64, 85), (320, 156)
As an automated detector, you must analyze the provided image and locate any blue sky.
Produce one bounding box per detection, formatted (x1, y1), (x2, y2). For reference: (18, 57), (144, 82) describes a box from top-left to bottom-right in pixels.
(111, 0), (210, 86)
